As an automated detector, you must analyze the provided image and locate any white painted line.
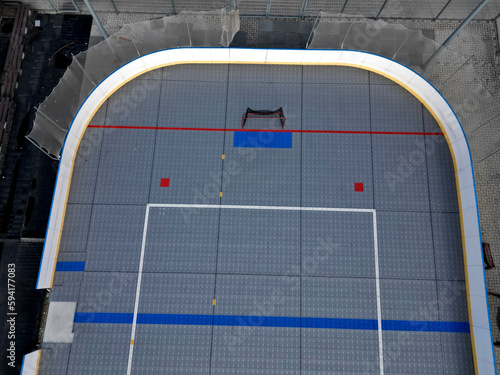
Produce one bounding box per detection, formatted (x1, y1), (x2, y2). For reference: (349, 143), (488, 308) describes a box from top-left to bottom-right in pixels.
(148, 203), (375, 213)
(127, 203), (382, 374)
(372, 211), (384, 375)
(127, 206), (150, 375)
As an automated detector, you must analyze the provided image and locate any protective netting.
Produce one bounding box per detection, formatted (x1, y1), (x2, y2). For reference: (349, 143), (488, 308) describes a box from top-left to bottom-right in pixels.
(308, 12), (500, 163)
(307, 12), (438, 66)
(27, 9), (240, 159)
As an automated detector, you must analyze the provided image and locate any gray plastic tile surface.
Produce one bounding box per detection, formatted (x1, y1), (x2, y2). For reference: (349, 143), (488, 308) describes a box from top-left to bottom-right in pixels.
(159, 80), (227, 128)
(77, 272), (137, 313)
(105, 79), (161, 127)
(302, 277), (377, 319)
(221, 132), (301, 206)
(143, 207), (219, 273)
(43, 64), (473, 375)
(380, 279), (438, 321)
(377, 212), (435, 279)
(58, 204), (93, 253)
(67, 127), (104, 204)
(132, 324), (212, 374)
(370, 84), (424, 133)
(373, 134), (430, 211)
(68, 324), (131, 375)
(212, 326), (300, 375)
(227, 82), (302, 130)
(302, 329), (380, 374)
(39, 344), (71, 375)
(215, 275), (300, 317)
(302, 133), (373, 208)
(149, 130), (224, 204)
(425, 135), (459, 212)
(218, 209), (300, 275)
(94, 128), (155, 205)
(303, 83), (370, 131)
(302, 211), (375, 277)
(85, 205), (146, 272)
(433, 213), (465, 280)
(138, 273), (215, 314)
(383, 331), (443, 374)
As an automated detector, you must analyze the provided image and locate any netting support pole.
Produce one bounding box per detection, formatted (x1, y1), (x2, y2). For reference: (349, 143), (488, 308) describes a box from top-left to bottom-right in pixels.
(70, 0), (81, 13)
(305, 11), (320, 48)
(299, 0), (309, 19)
(495, 13), (500, 55)
(82, 0), (109, 39)
(110, 0), (119, 14)
(266, 0), (272, 18)
(341, 10), (360, 49)
(375, 0), (390, 20)
(340, 0), (349, 13)
(423, 0), (492, 69)
(47, 0), (58, 12)
(171, 0), (177, 15)
(433, 0), (453, 21)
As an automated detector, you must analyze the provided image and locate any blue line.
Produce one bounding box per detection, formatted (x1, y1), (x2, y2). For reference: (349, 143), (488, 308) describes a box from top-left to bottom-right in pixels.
(382, 320), (470, 333)
(138, 313), (213, 325)
(73, 312), (469, 333)
(302, 317), (378, 330)
(56, 261), (85, 272)
(234, 131), (292, 148)
(74, 312), (133, 323)
(214, 315), (301, 328)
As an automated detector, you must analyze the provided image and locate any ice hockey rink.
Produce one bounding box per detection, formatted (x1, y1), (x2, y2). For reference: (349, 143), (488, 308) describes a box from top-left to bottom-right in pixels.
(35, 61), (476, 374)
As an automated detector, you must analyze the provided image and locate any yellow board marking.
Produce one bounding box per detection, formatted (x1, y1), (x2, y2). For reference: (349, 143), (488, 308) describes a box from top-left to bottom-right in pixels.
(35, 349), (41, 374)
(213, 299), (216, 306)
(49, 57), (479, 375)
(131, 339), (134, 345)
(222, 154), (225, 159)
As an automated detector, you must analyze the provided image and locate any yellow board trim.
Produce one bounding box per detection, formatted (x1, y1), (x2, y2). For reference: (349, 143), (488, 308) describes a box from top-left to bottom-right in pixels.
(213, 299), (216, 306)
(47, 56), (479, 374)
(35, 349), (41, 374)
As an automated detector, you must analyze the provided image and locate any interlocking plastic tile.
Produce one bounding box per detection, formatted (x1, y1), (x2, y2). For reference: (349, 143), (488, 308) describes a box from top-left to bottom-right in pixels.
(218, 209), (300, 275)
(303, 83), (370, 131)
(302, 133), (373, 208)
(143, 207), (218, 273)
(85, 205), (146, 272)
(377, 211), (435, 279)
(371, 84), (424, 133)
(302, 277), (377, 319)
(302, 211), (375, 277)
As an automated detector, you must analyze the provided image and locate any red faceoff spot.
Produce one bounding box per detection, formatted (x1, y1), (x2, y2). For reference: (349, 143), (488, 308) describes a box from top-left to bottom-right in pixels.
(354, 183), (364, 192)
(160, 178), (170, 187)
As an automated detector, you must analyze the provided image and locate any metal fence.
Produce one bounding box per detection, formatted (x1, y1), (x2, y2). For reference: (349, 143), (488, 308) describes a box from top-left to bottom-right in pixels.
(20, 0), (500, 20)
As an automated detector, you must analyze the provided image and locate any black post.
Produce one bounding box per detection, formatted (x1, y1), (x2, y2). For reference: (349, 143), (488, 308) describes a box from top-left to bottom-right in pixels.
(110, 0), (119, 14)
(340, 0), (349, 13)
(434, 0), (454, 21)
(375, 0), (390, 20)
